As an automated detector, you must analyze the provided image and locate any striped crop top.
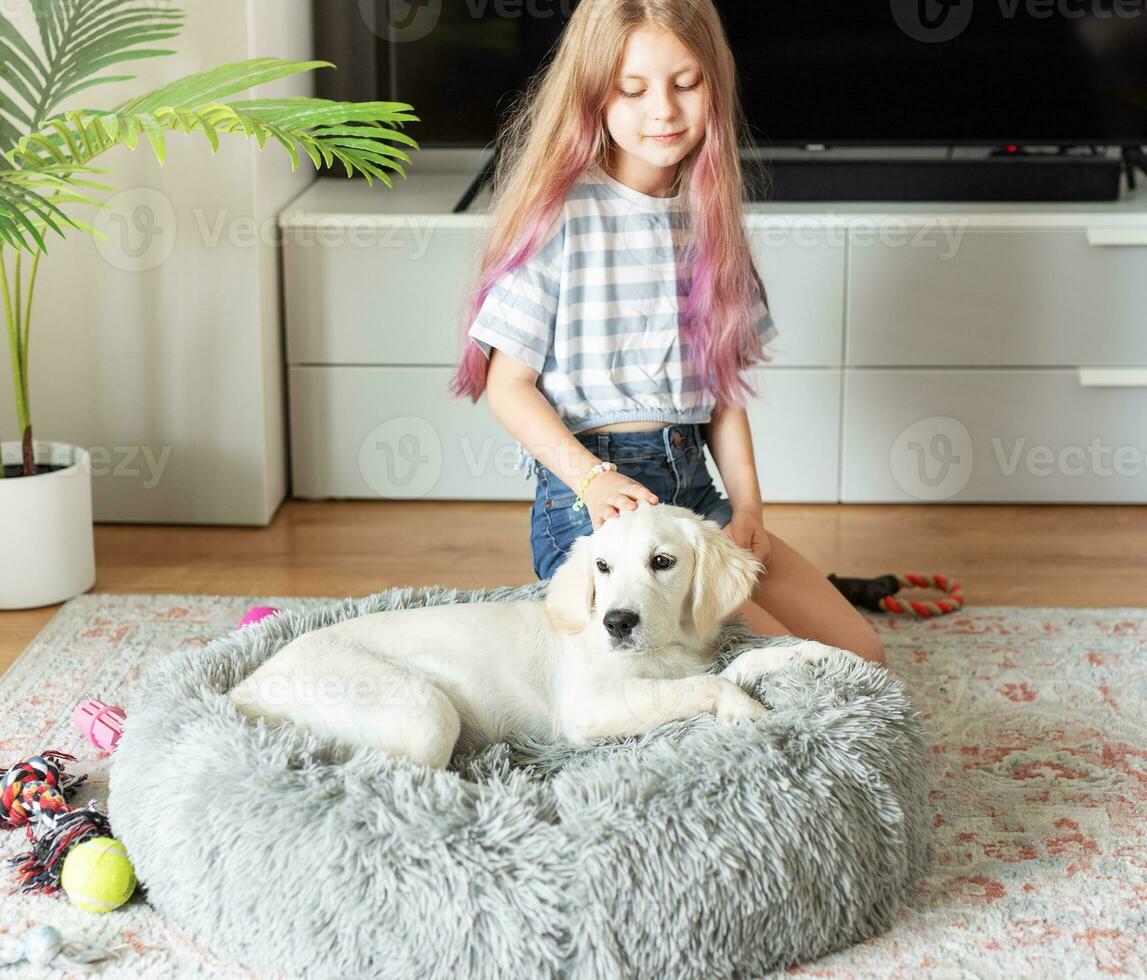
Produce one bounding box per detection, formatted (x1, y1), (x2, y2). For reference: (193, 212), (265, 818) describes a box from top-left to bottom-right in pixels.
(467, 161), (779, 479)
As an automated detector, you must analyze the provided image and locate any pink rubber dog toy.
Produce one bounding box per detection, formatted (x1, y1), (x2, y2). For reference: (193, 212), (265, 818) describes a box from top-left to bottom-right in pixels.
(72, 699), (126, 753)
(238, 605), (280, 628)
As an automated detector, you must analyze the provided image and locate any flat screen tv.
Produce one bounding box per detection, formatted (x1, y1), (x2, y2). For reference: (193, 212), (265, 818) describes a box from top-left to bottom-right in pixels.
(314, 0), (1147, 148)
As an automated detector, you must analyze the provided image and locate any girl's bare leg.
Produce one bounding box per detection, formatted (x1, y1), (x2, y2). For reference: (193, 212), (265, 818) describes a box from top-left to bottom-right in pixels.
(732, 530), (887, 666)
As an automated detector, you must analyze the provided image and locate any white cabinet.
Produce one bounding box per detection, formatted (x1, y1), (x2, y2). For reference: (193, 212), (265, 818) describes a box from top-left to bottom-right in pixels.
(848, 229), (1147, 366)
(841, 369), (1147, 503)
(840, 214), (1147, 503)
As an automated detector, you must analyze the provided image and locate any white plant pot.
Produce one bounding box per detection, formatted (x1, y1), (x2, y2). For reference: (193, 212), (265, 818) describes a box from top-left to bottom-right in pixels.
(0, 441), (97, 610)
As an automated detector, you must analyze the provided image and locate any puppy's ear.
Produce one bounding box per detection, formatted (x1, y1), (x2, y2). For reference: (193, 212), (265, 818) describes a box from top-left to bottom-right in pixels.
(687, 519), (763, 639)
(545, 535), (595, 634)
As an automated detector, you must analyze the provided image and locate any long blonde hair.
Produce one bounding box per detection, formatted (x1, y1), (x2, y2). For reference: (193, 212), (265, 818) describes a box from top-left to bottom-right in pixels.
(448, 0), (772, 408)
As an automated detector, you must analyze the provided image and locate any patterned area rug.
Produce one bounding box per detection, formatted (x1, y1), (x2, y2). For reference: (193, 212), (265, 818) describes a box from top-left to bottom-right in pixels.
(0, 595), (1144, 979)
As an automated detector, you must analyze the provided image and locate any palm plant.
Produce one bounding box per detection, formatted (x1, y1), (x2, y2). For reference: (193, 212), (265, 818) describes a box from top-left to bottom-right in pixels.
(1, 0), (418, 478)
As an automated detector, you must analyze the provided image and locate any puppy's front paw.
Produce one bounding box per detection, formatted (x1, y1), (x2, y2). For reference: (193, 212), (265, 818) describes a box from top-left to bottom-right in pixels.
(713, 680), (767, 725)
(788, 639), (865, 666)
(721, 645), (803, 685)
(722, 640), (862, 686)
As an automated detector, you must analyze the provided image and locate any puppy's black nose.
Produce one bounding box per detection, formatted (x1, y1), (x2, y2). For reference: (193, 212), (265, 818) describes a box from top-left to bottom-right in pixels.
(603, 608), (639, 639)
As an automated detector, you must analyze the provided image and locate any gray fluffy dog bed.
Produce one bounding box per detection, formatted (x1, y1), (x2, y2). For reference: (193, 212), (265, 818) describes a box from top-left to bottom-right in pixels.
(108, 581), (931, 979)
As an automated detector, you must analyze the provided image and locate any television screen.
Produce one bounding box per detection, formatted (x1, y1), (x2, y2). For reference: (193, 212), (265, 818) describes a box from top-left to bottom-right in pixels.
(318, 0), (1147, 147)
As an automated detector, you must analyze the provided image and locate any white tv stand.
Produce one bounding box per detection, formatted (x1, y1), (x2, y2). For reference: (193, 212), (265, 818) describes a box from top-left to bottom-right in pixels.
(280, 149), (1147, 504)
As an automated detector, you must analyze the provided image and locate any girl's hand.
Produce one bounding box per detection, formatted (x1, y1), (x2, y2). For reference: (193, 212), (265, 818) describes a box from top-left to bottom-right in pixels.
(581, 470), (659, 531)
(723, 506), (772, 566)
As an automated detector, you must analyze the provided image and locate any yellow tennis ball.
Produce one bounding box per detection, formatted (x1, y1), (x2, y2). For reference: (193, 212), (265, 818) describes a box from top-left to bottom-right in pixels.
(61, 836), (137, 914)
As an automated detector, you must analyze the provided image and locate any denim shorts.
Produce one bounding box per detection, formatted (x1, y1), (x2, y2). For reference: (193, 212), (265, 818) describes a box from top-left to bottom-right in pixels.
(529, 422), (735, 581)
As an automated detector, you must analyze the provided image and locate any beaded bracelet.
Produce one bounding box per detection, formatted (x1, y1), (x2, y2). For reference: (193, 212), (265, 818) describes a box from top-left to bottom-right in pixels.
(571, 461), (616, 510)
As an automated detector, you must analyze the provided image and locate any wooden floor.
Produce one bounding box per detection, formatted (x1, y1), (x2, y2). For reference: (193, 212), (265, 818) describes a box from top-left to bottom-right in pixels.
(2, 500), (1144, 676)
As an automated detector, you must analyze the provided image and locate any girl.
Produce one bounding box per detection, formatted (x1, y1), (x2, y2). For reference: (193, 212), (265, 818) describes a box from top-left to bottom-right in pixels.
(450, 0), (885, 666)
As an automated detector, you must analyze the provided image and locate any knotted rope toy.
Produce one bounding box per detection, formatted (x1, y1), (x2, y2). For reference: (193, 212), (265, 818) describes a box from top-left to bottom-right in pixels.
(0, 750), (119, 896)
(829, 572), (965, 617)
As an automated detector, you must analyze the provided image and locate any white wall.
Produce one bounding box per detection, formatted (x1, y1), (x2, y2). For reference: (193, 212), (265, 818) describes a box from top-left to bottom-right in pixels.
(0, 0), (315, 524)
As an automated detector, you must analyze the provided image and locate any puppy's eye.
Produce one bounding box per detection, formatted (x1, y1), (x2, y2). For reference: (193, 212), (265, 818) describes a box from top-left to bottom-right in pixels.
(651, 554), (676, 571)
(595, 559), (610, 574)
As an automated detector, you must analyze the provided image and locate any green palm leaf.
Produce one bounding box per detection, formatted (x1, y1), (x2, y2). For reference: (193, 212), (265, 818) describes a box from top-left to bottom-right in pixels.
(1, 0), (185, 249)
(1, 0), (183, 147)
(2, 58), (420, 252)
(0, 166), (109, 250)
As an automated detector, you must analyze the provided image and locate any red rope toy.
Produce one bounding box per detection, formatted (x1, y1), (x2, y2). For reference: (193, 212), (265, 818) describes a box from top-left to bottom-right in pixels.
(828, 573), (965, 617)
(0, 750), (112, 895)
